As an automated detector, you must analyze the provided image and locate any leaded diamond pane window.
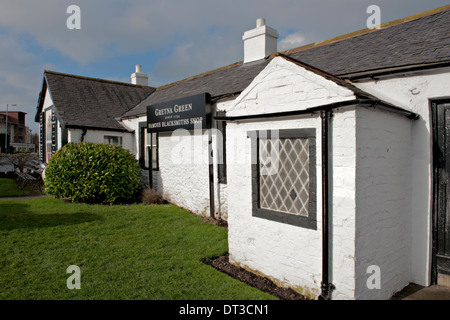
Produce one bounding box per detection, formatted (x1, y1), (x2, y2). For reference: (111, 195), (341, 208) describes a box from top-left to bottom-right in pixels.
(259, 137), (310, 216)
(250, 129), (317, 230)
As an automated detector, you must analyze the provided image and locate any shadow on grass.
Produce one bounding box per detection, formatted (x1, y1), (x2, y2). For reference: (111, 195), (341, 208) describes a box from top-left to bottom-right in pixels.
(0, 202), (103, 231)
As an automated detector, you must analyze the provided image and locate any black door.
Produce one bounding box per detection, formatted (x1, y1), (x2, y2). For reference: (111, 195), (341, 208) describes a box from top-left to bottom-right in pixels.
(432, 100), (450, 280)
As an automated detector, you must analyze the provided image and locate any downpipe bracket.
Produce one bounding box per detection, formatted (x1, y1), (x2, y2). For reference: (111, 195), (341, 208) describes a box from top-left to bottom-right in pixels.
(318, 282), (336, 300)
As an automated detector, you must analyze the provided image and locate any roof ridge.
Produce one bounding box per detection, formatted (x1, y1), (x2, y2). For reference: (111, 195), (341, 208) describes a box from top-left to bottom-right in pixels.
(282, 5), (450, 56)
(44, 70), (156, 89)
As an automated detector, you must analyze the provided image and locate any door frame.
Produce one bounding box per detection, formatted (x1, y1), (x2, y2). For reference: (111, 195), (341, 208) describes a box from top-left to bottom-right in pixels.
(431, 98), (450, 284)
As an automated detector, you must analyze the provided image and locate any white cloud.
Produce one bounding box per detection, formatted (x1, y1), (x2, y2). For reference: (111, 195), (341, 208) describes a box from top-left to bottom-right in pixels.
(278, 32), (306, 51)
(151, 32), (242, 85)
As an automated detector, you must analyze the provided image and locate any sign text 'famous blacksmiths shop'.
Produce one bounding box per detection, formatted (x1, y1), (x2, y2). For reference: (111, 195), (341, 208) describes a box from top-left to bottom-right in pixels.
(147, 93), (211, 132)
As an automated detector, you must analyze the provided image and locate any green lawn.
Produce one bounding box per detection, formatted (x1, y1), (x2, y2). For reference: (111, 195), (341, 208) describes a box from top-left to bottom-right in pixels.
(0, 197), (276, 300)
(0, 178), (25, 197)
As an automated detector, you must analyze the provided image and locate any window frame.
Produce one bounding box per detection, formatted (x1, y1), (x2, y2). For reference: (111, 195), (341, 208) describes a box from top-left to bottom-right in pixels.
(249, 128), (317, 230)
(104, 135), (123, 147)
(216, 113), (227, 184)
(148, 131), (159, 171)
(45, 110), (53, 162)
(138, 122), (159, 171)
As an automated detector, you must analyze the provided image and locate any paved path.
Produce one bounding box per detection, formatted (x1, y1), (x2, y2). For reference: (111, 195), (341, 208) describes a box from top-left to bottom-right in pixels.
(391, 283), (450, 300)
(0, 195), (48, 201)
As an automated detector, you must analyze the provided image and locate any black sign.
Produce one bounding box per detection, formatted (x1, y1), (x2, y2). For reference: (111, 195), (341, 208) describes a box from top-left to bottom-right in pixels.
(147, 93), (211, 132)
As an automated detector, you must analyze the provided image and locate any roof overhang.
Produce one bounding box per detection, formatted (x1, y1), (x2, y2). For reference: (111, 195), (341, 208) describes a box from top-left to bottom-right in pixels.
(215, 97), (419, 122)
(342, 61), (450, 81)
(65, 124), (132, 133)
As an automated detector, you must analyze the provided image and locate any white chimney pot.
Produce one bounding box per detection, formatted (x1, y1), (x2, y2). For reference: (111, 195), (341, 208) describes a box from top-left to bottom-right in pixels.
(256, 18), (265, 27)
(131, 65), (149, 86)
(243, 18), (279, 63)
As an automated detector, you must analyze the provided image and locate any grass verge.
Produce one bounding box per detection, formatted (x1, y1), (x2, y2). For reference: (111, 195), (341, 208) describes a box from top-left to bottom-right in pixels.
(0, 178), (25, 197)
(0, 197), (276, 300)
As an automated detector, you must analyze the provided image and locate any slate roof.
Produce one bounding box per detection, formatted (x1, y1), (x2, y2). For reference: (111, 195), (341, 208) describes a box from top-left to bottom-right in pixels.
(121, 59), (270, 118)
(37, 71), (156, 131)
(121, 7), (450, 118)
(286, 7), (450, 77)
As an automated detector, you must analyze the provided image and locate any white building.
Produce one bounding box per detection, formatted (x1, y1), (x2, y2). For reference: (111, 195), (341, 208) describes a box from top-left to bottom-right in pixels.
(35, 68), (155, 163)
(35, 6), (450, 299)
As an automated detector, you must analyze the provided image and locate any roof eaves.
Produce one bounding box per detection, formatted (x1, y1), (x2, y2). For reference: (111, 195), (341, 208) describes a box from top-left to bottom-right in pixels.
(342, 60), (450, 81)
(65, 124), (131, 133)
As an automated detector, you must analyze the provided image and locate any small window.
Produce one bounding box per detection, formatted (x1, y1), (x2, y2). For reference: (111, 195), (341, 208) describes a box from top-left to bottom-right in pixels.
(216, 116), (227, 184)
(147, 132), (159, 170)
(45, 110), (53, 162)
(104, 135), (123, 147)
(249, 129), (317, 230)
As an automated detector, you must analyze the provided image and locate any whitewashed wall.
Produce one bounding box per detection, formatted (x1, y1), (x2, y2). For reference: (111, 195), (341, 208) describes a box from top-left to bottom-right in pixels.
(67, 127), (135, 155)
(228, 57), (356, 117)
(226, 109), (360, 300)
(226, 57), (362, 299)
(355, 67), (450, 287)
(157, 130), (212, 216)
(121, 117), (143, 157)
(120, 102), (231, 219)
(224, 56), (423, 300)
(330, 107), (358, 299)
(227, 116), (323, 299)
(354, 107), (413, 299)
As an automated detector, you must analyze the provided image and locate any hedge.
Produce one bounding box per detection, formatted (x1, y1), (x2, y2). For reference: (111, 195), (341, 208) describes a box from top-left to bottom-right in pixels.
(44, 142), (141, 204)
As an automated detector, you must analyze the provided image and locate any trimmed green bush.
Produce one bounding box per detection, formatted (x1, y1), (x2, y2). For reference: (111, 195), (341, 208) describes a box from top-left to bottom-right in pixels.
(45, 142), (141, 204)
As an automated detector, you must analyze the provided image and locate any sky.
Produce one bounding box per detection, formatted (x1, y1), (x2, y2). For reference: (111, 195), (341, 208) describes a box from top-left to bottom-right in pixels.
(0, 0), (448, 133)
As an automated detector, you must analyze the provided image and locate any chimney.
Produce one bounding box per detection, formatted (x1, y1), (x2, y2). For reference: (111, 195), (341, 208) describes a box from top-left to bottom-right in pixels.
(242, 18), (279, 63)
(130, 64), (149, 86)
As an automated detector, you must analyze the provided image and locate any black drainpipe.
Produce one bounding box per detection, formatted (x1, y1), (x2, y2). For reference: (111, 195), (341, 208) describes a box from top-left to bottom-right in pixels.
(208, 129), (215, 219)
(80, 128), (87, 142)
(319, 108), (335, 300)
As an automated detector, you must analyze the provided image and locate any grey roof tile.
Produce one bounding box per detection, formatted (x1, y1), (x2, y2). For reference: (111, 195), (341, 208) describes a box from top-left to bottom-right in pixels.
(43, 71), (155, 130)
(287, 9), (450, 76)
